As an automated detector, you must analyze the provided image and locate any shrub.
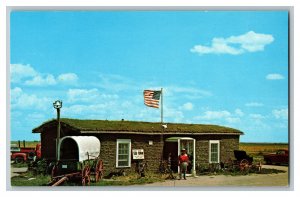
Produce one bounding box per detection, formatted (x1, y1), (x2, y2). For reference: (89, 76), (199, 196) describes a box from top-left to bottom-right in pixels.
(28, 159), (48, 175)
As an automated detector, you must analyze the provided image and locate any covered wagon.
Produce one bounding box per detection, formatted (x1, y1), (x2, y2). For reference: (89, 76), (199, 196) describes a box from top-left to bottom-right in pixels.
(50, 136), (104, 186)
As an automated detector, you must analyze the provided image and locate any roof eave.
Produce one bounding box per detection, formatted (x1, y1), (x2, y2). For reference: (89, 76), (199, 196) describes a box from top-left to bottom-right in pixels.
(79, 130), (243, 135)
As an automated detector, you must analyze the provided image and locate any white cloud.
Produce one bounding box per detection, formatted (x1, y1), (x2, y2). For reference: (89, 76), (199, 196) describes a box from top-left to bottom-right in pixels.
(249, 114), (265, 120)
(68, 88), (100, 103)
(57, 73), (78, 84)
(198, 110), (231, 120)
(272, 108), (288, 119)
(226, 31), (274, 52)
(191, 38), (243, 55)
(245, 102), (264, 107)
(135, 108), (161, 122)
(226, 117), (241, 124)
(25, 74), (57, 86)
(164, 107), (185, 122)
(180, 102), (194, 111)
(10, 87), (52, 110)
(10, 64), (37, 83)
(248, 114), (268, 129)
(266, 73), (284, 80)
(235, 108), (244, 116)
(10, 87), (23, 101)
(191, 31), (274, 55)
(67, 88), (119, 103)
(194, 109), (243, 125)
(11, 64), (79, 86)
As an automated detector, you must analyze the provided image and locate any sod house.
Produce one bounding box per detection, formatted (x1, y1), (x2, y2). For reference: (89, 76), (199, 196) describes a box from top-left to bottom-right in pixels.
(32, 118), (243, 175)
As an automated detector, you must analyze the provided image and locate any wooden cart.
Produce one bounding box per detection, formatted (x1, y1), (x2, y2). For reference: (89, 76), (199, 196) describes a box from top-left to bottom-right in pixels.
(233, 150), (254, 171)
(232, 150), (261, 172)
(49, 136), (104, 186)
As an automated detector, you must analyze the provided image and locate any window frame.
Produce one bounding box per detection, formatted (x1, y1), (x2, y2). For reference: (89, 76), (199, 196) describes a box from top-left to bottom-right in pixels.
(116, 139), (131, 168)
(209, 140), (220, 163)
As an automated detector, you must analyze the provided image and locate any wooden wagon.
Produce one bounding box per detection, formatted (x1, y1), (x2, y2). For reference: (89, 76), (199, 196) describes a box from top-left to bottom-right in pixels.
(231, 150), (261, 172)
(233, 150), (254, 171)
(49, 136), (104, 186)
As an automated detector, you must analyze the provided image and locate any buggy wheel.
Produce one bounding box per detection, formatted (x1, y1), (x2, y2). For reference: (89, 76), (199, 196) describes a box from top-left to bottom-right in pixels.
(51, 164), (59, 181)
(95, 159), (104, 182)
(239, 159), (249, 171)
(82, 165), (91, 186)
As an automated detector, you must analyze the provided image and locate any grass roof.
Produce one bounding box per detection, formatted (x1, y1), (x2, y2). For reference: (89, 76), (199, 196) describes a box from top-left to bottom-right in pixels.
(33, 118), (243, 135)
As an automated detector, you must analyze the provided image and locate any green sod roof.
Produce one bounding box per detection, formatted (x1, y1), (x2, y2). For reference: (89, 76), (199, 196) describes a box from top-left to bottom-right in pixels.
(32, 118), (243, 135)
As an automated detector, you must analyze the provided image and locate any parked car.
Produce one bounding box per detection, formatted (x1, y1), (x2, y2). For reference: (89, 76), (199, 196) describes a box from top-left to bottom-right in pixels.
(11, 143), (42, 163)
(263, 149), (288, 165)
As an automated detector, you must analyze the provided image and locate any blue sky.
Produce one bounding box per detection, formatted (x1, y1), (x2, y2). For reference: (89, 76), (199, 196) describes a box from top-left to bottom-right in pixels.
(10, 11), (288, 142)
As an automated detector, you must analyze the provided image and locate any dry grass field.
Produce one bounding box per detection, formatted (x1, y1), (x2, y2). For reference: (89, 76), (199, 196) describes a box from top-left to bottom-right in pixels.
(11, 141), (40, 148)
(239, 142), (288, 156)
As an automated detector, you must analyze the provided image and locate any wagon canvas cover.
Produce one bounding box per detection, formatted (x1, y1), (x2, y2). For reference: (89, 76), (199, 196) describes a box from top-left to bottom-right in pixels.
(58, 136), (100, 162)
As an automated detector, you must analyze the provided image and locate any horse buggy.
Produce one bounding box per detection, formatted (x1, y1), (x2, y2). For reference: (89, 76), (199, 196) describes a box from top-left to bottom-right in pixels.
(223, 150), (261, 172)
(232, 150), (254, 171)
(49, 136), (104, 186)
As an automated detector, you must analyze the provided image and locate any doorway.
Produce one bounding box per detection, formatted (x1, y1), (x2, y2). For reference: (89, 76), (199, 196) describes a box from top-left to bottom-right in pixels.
(164, 137), (196, 176)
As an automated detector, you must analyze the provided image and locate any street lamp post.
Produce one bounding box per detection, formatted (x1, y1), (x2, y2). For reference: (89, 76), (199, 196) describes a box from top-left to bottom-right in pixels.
(53, 100), (62, 161)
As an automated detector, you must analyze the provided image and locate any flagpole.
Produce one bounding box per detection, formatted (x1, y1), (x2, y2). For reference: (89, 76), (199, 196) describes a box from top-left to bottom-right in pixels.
(161, 88), (163, 124)
(160, 88), (164, 164)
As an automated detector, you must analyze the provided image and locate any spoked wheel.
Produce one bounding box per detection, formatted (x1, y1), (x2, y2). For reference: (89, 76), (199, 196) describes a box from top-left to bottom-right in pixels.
(48, 163), (62, 186)
(82, 165), (91, 186)
(51, 164), (58, 180)
(95, 159), (104, 182)
(239, 159), (249, 171)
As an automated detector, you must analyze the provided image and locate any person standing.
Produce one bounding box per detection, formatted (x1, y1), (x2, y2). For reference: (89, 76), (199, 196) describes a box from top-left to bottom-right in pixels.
(178, 148), (189, 180)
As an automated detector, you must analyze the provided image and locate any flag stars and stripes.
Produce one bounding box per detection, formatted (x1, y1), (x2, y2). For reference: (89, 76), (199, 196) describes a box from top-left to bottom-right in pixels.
(143, 90), (161, 108)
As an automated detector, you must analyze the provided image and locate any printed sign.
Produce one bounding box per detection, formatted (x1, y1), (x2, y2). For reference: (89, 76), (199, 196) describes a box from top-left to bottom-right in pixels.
(132, 149), (144, 159)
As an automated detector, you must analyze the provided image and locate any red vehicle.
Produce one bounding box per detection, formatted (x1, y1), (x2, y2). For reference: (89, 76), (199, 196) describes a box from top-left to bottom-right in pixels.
(263, 149), (289, 165)
(11, 143), (42, 163)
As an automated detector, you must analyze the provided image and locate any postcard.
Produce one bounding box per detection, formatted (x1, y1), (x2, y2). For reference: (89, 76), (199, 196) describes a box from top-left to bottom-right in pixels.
(9, 9), (290, 189)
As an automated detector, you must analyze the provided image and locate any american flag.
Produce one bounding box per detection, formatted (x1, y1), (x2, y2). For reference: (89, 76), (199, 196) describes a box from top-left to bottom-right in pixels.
(143, 90), (161, 108)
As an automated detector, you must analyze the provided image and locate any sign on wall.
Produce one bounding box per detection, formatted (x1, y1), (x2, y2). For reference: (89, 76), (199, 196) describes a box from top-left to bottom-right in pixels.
(132, 149), (144, 159)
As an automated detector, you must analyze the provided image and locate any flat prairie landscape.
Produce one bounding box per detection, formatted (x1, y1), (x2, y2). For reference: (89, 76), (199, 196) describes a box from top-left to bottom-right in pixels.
(239, 143), (288, 155)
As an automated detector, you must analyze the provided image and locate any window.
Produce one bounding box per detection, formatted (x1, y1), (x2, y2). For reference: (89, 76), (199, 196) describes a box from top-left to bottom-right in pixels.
(116, 139), (131, 167)
(209, 140), (220, 163)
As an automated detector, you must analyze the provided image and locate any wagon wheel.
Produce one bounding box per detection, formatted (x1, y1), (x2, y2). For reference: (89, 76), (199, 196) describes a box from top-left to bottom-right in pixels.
(51, 164), (58, 181)
(95, 159), (104, 182)
(82, 165), (91, 186)
(239, 159), (249, 171)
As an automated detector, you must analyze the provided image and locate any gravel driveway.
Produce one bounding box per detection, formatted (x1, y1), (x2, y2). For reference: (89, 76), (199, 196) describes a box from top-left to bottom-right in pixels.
(11, 167), (28, 178)
(142, 165), (289, 187)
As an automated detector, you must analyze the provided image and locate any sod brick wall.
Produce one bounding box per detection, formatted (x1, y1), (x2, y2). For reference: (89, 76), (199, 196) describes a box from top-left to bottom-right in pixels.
(96, 134), (164, 175)
(39, 126), (240, 175)
(194, 135), (240, 169)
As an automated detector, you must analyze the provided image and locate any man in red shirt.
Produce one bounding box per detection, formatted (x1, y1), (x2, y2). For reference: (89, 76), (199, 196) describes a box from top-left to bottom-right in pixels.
(178, 148), (189, 180)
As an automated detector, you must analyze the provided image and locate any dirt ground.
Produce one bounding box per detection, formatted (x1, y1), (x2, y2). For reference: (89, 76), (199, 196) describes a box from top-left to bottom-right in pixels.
(11, 167), (28, 178)
(142, 165), (289, 187)
(11, 165), (289, 187)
